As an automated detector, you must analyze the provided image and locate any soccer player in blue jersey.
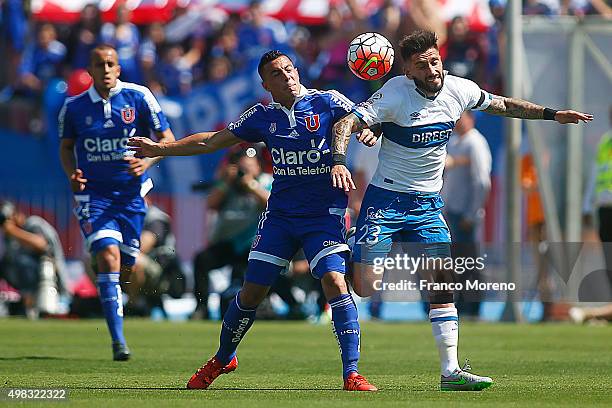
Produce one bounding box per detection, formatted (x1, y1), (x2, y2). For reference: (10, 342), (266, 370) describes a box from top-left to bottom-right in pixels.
(59, 45), (176, 361)
(128, 50), (377, 391)
(331, 30), (593, 391)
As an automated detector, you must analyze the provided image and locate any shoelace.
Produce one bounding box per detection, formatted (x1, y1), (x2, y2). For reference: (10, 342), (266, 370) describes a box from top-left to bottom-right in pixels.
(195, 359), (223, 385)
(462, 359), (472, 372)
(349, 374), (367, 385)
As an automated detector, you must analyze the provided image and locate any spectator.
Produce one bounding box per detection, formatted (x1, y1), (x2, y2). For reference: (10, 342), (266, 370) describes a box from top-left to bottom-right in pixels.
(237, 0), (289, 61)
(521, 153), (555, 321)
(207, 55), (232, 83)
(0, 201), (68, 319)
(210, 25), (245, 72)
(140, 23), (165, 77)
(369, 0), (403, 42)
(523, 0), (555, 15)
(316, 5), (355, 88)
(444, 16), (488, 85)
(191, 147), (272, 319)
(442, 112), (492, 319)
(125, 198), (186, 317)
(17, 23), (66, 96)
(66, 3), (102, 69)
(156, 44), (194, 96)
(100, 3), (142, 83)
(583, 105), (612, 287)
(0, 0), (28, 91)
(286, 26), (318, 81)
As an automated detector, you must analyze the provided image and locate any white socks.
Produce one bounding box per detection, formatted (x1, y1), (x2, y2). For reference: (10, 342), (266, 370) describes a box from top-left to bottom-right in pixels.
(429, 307), (460, 377)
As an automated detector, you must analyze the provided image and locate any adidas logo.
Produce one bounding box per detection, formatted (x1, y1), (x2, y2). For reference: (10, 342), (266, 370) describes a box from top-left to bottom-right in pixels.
(103, 120), (114, 128)
(274, 129), (300, 139)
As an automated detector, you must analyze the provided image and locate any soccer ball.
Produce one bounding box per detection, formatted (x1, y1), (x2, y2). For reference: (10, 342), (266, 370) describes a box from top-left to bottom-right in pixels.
(347, 32), (394, 81)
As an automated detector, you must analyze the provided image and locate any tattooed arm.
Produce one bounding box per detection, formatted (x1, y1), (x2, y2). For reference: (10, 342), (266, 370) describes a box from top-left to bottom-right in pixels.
(483, 95), (593, 124)
(330, 113), (369, 193)
(332, 113), (366, 156)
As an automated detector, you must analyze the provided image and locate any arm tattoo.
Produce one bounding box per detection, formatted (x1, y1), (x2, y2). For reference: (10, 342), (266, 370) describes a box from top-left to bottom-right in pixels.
(332, 113), (364, 155)
(483, 95), (545, 120)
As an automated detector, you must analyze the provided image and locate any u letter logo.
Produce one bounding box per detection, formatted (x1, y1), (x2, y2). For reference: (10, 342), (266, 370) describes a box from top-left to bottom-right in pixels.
(305, 114), (320, 132)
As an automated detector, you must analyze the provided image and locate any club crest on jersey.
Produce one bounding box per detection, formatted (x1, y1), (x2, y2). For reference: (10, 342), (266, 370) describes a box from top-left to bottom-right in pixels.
(305, 114), (320, 132)
(269, 122), (276, 133)
(121, 107), (135, 124)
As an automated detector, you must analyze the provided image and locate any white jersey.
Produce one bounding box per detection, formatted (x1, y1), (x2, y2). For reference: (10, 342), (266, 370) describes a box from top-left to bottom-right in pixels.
(353, 74), (492, 193)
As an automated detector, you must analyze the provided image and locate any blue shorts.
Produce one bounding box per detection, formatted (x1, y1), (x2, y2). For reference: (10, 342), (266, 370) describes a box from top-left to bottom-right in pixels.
(74, 192), (145, 266)
(245, 210), (350, 286)
(353, 185), (451, 265)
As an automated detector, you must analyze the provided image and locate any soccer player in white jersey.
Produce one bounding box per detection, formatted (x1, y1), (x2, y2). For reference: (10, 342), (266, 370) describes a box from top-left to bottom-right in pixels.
(59, 45), (175, 360)
(331, 30), (593, 391)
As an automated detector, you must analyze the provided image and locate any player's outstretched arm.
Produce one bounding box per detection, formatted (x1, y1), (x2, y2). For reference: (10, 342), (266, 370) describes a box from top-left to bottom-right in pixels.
(483, 95), (593, 124)
(128, 129), (242, 158)
(126, 128), (178, 177)
(331, 113), (367, 192)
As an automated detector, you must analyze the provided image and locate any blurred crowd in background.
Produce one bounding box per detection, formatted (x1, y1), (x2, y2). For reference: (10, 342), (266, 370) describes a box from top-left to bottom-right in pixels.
(1, 0), (610, 113)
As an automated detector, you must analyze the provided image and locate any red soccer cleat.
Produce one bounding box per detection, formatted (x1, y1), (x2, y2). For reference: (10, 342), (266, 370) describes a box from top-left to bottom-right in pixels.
(186, 355), (238, 389)
(343, 372), (378, 391)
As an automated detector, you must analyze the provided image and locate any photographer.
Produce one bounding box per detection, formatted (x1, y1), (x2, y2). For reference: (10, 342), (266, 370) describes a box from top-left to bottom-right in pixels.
(125, 197), (186, 317)
(0, 201), (68, 318)
(191, 146), (272, 319)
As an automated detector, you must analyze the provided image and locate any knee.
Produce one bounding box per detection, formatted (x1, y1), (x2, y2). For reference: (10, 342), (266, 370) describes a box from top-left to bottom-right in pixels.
(239, 284), (269, 308)
(322, 272), (348, 294)
(96, 246), (120, 272)
(350, 263), (377, 298)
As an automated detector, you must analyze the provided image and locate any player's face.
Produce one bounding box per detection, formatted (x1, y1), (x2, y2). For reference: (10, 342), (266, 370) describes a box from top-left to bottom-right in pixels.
(405, 47), (444, 95)
(261, 56), (301, 105)
(88, 49), (121, 93)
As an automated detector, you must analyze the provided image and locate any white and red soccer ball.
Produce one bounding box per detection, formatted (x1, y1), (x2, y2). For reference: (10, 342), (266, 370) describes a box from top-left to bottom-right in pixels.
(347, 32), (394, 81)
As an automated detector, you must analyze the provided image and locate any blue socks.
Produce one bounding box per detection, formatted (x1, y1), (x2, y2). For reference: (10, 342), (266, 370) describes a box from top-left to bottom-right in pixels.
(329, 294), (360, 379)
(213, 291), (361, 379)
(215, 293), (256, 365)
(97, 272), (126, 345)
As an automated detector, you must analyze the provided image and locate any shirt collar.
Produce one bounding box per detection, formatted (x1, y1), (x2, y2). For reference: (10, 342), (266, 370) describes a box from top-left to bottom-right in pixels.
(88, 79), (123, 103)
(269, 85), (308, 109)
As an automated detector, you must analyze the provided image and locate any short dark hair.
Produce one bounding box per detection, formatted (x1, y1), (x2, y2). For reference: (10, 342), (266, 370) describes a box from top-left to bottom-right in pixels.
(398, 30), (439, 62)
(257, 50), (291, 79)
(89, 44), (116, 64)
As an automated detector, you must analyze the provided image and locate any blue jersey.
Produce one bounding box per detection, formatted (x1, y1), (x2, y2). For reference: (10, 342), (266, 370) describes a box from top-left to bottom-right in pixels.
(228, 86), (353, 216)
(58, 80), (169, 197)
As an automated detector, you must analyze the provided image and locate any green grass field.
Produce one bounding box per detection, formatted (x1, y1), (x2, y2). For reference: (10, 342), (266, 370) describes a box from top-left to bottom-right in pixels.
(1, 319), (611, 407)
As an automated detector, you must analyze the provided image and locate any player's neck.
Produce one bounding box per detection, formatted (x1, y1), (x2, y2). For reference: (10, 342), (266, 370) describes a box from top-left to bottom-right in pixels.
(274, 96), (296, 110)
(94, 84), (111, 100)
(415, 85), (439, 99)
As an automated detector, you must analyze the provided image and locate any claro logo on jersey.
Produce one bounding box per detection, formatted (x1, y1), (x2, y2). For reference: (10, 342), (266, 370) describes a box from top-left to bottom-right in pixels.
(271, 139), (331, 176)
(83, 137), (129, 161)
